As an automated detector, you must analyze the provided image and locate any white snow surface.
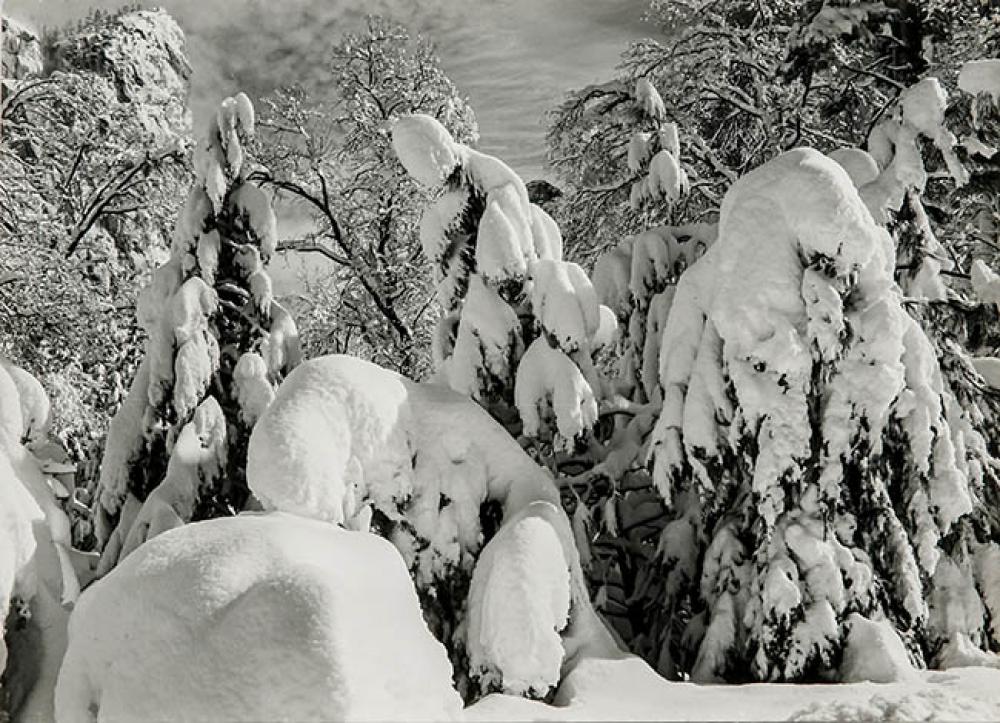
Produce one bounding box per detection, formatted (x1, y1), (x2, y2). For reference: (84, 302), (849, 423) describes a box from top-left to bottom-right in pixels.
(466, 657), (1000, 721)
(55, 513), (462, 723)
(467, 507), (571, 696)
(635, 77), (666, 121)
(445, 274), (522, 400)
(392, 113), (462, 187)
(514, 338), (598, 448)
(529, 259), (600, 353)
(828, 147), (880, 189)
(959, 59), (1000, 103)
(839, 613), (918, 684)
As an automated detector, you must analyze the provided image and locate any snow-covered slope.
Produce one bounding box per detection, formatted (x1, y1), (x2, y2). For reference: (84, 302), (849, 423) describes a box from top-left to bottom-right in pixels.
(55, 513), (462, 723)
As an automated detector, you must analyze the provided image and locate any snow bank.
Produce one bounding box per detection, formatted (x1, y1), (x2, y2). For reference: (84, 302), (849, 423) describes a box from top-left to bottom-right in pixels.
(466, 657), (1000, 722)
(0, 367), (80, 720)
(55, 513), (462, 722)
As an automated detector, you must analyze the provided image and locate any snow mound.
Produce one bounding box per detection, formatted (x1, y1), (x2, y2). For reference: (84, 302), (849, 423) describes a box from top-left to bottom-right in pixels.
(392, 113), (461, 187)
(635, 77), (665, 121)
(839, 613), (918, 683)
(55, 513), (462, 723)
(468, 505), (571, 697)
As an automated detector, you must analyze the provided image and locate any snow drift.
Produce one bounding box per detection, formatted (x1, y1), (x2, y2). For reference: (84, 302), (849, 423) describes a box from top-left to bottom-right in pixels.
(55, 513), (462, 723)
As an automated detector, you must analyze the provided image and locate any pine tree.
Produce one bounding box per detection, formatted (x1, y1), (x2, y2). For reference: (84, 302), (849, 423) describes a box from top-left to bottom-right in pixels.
(93, 94), (301, 572)
(393, 113), (610, 452)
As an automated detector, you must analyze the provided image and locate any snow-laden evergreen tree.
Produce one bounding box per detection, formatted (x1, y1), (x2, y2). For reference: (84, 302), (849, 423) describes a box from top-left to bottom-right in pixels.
(245, 355), (620, 703)
(392, 113), (613, 452)
(93, 94), (301, 573)
(642, 139), (1000, 681)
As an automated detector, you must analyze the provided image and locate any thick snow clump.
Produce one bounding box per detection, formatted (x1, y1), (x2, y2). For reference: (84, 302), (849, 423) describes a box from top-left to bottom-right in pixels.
(55, 513), (462, 723)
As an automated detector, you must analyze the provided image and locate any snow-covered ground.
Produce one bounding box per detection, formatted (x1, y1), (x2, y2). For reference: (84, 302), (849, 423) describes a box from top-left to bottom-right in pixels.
(469, 658), (1000, 722)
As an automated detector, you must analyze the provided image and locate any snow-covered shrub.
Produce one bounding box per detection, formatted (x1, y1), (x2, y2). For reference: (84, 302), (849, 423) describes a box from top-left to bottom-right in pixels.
(55, 513), (463, 723)
(644, 147), (1000, 681)
(0, 365), (85, 721)
(93, 93), (301, 573)
(246, 354), (619, 701)
(394, 113), (604, 450)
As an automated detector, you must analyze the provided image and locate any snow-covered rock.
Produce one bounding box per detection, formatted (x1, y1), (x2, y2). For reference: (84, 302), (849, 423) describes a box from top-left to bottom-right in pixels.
(55, 513), (462, 723)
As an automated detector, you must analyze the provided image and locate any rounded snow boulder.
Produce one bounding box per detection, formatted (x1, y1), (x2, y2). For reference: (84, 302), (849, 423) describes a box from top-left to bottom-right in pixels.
(55, 513), (462, 722)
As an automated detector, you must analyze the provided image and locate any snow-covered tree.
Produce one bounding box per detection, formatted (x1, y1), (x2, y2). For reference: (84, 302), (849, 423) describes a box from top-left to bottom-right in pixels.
(245, 354), (619, 702)
(641, 145), (1000, 681)
(393, 112), (615, 453)
(254, 17), (478, 377)
(0, 9), (192, 458)
(547, 0), (1000, 259)
(93, 94), (301, 573)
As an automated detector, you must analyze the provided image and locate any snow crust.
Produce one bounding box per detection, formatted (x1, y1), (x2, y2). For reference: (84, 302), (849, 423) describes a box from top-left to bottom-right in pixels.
(56, 513), (462, 723)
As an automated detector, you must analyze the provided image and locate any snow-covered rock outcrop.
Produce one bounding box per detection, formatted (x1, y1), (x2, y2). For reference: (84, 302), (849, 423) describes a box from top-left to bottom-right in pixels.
(247, 355), (619, 699)
(55, 513), (462, 723)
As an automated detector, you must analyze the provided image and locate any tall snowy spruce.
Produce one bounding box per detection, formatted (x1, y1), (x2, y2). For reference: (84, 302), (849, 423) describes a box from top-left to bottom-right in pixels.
(392, 113), (614, 453)
(93, 94), (300, 572)
(643, 142), (1000, 682)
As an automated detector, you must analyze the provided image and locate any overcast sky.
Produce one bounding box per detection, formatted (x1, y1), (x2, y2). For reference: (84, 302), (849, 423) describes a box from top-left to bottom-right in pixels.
(6, 0), (651, 179)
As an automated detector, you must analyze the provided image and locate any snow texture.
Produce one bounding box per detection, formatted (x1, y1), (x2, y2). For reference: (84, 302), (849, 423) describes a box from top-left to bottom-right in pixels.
(645, 146), (983, 679)
(828, 147), (879, 189)
(863, 77), (969, 222)
(467, 508), (571, 696)
(635, 77), (666, 121)
(515, 339), (598, 448)
(530, 259), (600, 353)
(0, 360), (50, 450)
(392, 113), (462, 187)
(959, 59), (1000, 104)
(247, 355), (619, 694)
(839, 613), (918, 683)
(445, 274), (522, 401)
(56, 513), (462, 723)
(466, 657), (1000, 722)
